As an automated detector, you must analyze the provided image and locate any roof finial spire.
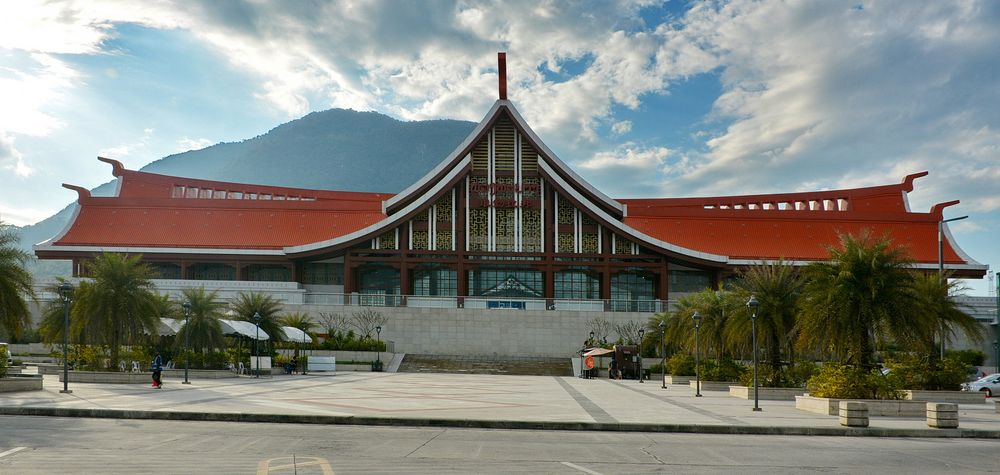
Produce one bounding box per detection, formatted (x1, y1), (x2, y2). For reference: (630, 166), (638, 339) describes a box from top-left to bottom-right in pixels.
(498, 52), (507, 100)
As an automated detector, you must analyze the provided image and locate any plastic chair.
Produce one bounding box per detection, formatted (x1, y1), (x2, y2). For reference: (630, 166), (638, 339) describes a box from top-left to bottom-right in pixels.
(131, 361), (140, 373)
(119, 361), (126, 372)
(238, 362), (247, 375)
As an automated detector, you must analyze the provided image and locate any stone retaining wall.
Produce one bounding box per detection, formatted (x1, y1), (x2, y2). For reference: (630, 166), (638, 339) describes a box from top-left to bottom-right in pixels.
(689, 380), (738, 391)
(795, 395), (928, 416)
(729, 386), (806, 401)
(0, 374), (43, 392)
(58, 371), (154, 384)
(663, 375), (694, 385)
(904, 390), (987, 404)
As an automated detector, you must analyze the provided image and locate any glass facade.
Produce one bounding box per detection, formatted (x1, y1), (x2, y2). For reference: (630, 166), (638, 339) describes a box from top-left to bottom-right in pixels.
(411, 264), (458, 296)
(302, 262), (344, 285)
(669, 269), (713, 293)
(357, 264), (401, 305)
(610, 269), (656, 311)
(468, 266), (543, 298)
(554, 268), (600, 300)
(188, 263), (236, 281)
(148, 262), (181, 279)
(245, 264), (291, 282)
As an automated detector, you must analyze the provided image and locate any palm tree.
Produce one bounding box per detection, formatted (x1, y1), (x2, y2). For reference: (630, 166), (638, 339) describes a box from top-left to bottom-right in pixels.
(230, 291), (285, 343)
(38, 279), (73, 345)
(686, 288), (741, 360)
(798, 230), (918, 367)
(177, 287), (226, 353)
(71, 253), (159, 370)
(910, 272), (985, 359)
(0, 221), (35, 339)
(731, 260), (803, 370)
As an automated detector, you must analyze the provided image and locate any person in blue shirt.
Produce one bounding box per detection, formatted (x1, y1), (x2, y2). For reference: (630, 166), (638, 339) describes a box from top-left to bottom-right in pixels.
(151, 351), (163, 389)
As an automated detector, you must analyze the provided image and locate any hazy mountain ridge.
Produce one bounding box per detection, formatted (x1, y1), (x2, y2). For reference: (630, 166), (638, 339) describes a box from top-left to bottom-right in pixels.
(15, 108), (477, 276)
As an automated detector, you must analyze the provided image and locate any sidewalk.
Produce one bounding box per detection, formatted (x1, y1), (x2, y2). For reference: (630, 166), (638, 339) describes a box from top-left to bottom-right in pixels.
(1, 373), (997, 438)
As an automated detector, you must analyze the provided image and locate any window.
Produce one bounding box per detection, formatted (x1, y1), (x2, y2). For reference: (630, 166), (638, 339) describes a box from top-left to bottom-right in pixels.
(188, 263), (236, 281)
(148, 262), (181, 279)
(611, 269), (656, 311)
(554, 268), (600, 299)
(302, 262), (344, 285)
(244, 264), (291, 282)
(411, 265), (457, 296)
(357, 264), (400, 298)
(669, 269), (712, 293)
(468, 266), (543, 298)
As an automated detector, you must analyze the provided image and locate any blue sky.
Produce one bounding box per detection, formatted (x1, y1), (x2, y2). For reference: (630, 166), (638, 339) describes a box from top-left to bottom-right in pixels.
(0, 0), (998, 295)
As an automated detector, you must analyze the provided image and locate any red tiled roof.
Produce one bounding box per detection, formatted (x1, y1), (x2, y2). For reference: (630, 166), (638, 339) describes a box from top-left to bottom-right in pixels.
(43, 161), (978, 275)
(619, 172), (967, 266)
(49, 159), (392, 250)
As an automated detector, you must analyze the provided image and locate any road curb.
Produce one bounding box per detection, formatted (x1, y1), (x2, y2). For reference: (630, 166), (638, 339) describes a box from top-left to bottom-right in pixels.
(1, 406), (998, 438)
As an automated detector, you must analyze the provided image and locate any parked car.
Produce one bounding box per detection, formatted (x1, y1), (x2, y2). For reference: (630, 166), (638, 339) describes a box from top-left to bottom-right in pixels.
(961, 373), (1000, 398)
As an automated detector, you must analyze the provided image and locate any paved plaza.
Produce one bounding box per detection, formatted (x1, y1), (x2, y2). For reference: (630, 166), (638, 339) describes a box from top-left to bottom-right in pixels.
(1, 371), (998, 437)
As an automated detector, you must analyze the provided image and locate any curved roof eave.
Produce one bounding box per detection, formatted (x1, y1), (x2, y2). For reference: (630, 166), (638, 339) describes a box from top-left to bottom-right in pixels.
(285, 155), (471, 255)
(33, 244), (285, 256)
(538, 160), (727, 265)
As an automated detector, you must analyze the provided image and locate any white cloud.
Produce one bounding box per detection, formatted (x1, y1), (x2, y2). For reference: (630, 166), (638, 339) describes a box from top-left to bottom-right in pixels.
(177, 137), (213, 151)
(0, 133), (32, 177)
(97, 128), (154, 165)
(611, 121), (632, 136)
(578, 144), (670, 197)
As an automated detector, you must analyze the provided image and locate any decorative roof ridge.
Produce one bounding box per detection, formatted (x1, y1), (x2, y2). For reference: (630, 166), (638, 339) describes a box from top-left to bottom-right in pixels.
(618, 172), (930, 212)
(98, 156), (126, 177)
(96, 158), (392, 200)
(61, 183), (91, 200)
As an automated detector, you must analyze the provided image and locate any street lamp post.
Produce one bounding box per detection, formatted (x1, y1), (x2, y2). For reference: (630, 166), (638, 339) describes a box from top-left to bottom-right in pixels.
(375, 325), (382, 372)
(182, 301), (192, 385)
(58, 282), (73, 394)
(637, 328), (645, 383)
(659, 320), (666, 389)
(747, 296), (761, 412)
(938, 215), (968, 360)
(253, 312), (262, 379)
(692, 311), (702, 397)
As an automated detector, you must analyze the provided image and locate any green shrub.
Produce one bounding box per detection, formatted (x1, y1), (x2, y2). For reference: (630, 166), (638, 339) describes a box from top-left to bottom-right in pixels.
(737, 361), (817, 388)
(320, 330), (386, 352)
(884, 354), (968, 391)
(666, 353), (695, 376)
(945, 349), (986, 367)
(0, 346), (8, 378)
(701, 358), (747, 382)
(806, 363), (903, 399)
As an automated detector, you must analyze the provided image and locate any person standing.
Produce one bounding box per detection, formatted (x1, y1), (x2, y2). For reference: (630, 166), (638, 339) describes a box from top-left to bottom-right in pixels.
(151, 351), (163, 389)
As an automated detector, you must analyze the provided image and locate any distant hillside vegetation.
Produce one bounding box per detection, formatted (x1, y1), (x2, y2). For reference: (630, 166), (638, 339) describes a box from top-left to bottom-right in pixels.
(16, 108), (476, 277)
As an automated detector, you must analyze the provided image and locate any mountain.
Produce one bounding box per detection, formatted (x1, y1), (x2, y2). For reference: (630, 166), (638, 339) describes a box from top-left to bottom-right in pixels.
(15, 108), (477, 276)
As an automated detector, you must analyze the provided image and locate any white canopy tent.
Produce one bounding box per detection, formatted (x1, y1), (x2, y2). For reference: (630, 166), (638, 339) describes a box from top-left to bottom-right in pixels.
(281, 326), (312, 344)
(219, 319), (270, 340)
(157, 318), (270, 340)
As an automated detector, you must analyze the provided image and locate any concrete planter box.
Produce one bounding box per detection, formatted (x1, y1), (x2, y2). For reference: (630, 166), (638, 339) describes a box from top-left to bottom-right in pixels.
(795, 395), (928, 416)
(0, 374), (43, 392)
(663, 375), (695, 385)
(162, 369), (238, 379)
(58, 371), (154, 384)
(689, 380), (739, 392)
(729, 385), (806, 400)
(904, 390), (987, 404)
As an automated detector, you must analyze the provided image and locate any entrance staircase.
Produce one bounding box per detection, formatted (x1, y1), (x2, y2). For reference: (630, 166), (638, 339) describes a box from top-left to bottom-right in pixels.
(397, 354), (572, 376)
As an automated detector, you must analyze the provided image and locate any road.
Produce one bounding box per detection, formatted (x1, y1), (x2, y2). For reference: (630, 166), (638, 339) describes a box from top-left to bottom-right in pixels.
(0, 416), (992, 474)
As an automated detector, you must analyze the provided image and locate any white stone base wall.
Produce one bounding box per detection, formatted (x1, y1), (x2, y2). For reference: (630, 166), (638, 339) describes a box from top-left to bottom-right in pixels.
(293, 304), (650, 358)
